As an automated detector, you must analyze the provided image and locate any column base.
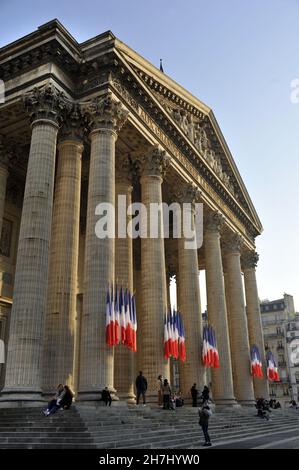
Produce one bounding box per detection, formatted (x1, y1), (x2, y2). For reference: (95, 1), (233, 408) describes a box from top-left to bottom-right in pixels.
(237, 399), (256, 406)
(0, 389), (45, 408)
(76, 389), (119, 404)
(117, 392), (136, 404)
(213, 398), (240, 407)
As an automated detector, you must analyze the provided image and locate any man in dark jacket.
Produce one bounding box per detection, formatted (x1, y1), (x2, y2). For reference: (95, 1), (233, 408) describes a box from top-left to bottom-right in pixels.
(101, 387), (112, 406)
(136, 371), (147, 405)
(191, 383), (198, 407)
(198, 405), (212, 446)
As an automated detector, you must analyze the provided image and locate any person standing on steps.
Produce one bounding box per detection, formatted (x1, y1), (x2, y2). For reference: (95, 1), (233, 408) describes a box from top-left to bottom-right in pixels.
(162, 378), (172, 410)
(198, 404), (212, 446)
(101, 386), (112, 406)
(157, 375), (163, 406)
(191, 383), (198, 407)
(136, 371), (148, 405)
(200, 385), (210, 405)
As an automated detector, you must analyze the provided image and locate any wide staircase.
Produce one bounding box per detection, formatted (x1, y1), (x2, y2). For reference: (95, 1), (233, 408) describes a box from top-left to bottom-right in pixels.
(0, 407), (96, 449)
(0, 404), (299, 449)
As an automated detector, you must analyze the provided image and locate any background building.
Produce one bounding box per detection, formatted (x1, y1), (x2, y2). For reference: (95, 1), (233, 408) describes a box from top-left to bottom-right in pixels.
(286, 313), (299, 403)
(261, 294), (296, 404)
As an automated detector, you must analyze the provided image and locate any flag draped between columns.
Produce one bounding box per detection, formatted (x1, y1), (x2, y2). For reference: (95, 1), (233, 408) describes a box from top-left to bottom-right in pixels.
(202, 324), (219, 368)
(250, 344), (263, 378)
(164, 309), (186, 362)
(266, 351), (280, 382)
(105, 284), (137, 352)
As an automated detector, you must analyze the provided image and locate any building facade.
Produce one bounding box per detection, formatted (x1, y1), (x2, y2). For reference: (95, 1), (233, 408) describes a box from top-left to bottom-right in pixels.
(0, 20), (268, 406)
(261, 294), (296, 403)
(286, 313), (299, 403)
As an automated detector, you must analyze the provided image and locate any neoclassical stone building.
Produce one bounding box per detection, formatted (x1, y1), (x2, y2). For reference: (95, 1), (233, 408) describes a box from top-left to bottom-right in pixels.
(0, 20), (269, 406)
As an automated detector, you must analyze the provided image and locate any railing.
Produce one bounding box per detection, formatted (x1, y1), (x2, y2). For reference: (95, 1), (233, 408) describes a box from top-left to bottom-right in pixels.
(264, 332), (285, 339)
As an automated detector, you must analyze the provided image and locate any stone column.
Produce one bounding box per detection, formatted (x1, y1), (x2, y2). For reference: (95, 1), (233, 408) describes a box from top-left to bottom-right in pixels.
(78, 94), (128, 401)
(0, 138), (9, 238)
(223, 233), (255, 405)
(204, 212), (236, 405)
(1, 84), (66, 404)
(114, 155), (135, 402)
(177, 184), (204, 396)
(136, 146), (170, 398)
(242, 251), (269, 399)
(42, 106), (84, 395)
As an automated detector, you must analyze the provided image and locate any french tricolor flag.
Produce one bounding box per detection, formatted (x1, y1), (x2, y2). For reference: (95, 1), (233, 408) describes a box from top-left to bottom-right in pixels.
(105, 286), (113, 347)
(131, 293), (137, 353)
(202, 325), (219, 368)
(178, 313), (186, 362)
(119, 287), (126, 344)
(250, 345), (263, 378)
(164, 315), (170, 359)
(266, 351), (280, 382)
(125, 289), (133, 349)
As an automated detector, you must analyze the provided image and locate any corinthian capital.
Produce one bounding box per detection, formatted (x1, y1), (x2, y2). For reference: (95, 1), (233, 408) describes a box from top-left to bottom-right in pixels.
(135, 145), (170, 178)
(204, 211), (224, 233)
(59, 104), (89, 143)
(24, 83), (69, 125)
(175, 183), (202, 206)
(242, 250), (259, 269)
(80, 92), (128, 134)
(222, 232), (243, 254)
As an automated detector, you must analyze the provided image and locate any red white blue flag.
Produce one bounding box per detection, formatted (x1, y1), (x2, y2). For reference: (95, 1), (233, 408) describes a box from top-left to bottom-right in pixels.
(202, 325), (219, 368)
(266, 351), (280, 382)
(114, 285), (120, 345)
(131, 294), (137, 353)
(105, 286), (114, 347)
(105, 285), (137, 351)
(250, 345), (263, 378)
(164, 309), (186, 362)
(177, 313), (186, 362)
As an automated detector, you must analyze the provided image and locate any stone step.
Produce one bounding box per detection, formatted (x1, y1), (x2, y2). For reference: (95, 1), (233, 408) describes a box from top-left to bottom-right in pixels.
(91, 422), (299, 448)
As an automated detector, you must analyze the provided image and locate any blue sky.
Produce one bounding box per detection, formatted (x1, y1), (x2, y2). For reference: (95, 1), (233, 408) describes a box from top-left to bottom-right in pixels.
(1, 0), (299, 309)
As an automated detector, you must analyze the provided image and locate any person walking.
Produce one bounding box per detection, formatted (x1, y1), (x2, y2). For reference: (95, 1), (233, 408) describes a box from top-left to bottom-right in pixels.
(157, 375), (163, 406)
(162, 379), (172, 410)
(101, 387), (112, 406)
(198, 404), (212, 446)
(136, 371), (147, 405)
(191, 383), (198, 407)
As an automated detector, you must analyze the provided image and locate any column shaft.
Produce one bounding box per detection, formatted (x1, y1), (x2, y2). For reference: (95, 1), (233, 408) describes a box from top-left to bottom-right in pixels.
(42, 140), (83, 395)
(114, 179), (135, 401)
(224, 241), (255, 404)
(177, 226), (204, 396)
(243, 259), (269, 399)
(2, 119), (58, 401)
(139, 174), (169, 395)
(204, 224), (236, 405)
(78, 129), (116, 399)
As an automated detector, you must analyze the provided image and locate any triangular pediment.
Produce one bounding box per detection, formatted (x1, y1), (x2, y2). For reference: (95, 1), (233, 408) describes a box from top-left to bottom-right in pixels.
(113, 39), (262, 235)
